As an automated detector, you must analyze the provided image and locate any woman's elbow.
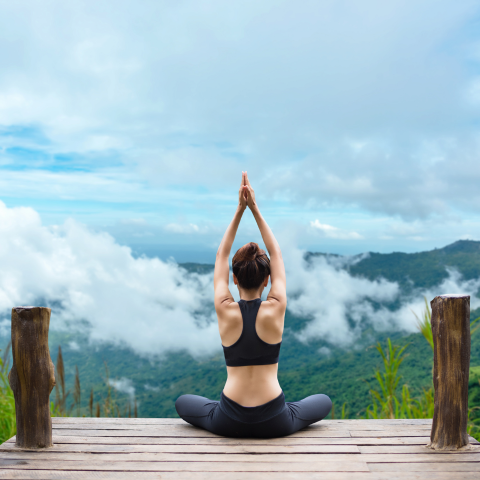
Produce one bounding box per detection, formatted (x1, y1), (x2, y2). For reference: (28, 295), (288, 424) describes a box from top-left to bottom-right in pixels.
(269, 248), (283, 259)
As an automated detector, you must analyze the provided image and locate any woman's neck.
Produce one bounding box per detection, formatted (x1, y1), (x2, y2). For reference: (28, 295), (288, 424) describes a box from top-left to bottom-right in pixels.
(239, 289), (262, 301)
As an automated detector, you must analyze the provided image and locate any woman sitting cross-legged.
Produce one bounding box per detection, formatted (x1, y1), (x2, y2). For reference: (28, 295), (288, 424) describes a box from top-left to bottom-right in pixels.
(175, 172), (332, 438)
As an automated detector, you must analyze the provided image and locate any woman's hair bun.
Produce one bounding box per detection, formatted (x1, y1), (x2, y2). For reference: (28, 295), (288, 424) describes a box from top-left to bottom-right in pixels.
(244, 242), (259, 261)
(232, 242), (271, 290)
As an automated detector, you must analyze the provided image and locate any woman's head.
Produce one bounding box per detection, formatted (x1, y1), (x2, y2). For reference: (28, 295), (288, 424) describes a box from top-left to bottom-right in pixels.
(232, 242), (271, 290)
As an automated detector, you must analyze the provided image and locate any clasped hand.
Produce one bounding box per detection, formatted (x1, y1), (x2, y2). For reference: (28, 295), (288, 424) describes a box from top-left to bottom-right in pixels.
(238, 171), (256, 210)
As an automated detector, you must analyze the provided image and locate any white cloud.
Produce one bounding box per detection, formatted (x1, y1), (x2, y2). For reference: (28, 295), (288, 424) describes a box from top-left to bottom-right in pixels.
(285, 249), (480, 346)
(165, 223), (200, 234)
(0, 201), (220, 357)
(68, 341), (80, 351)
(0, 202), (478, 358)
(108, 377), (135, 400)
(285, 249), (400, 345)
(310, 220), (362, 240)
(392, 269), (480, 332)
(0, 0), (479, 223)
(144, 383), (160, 392)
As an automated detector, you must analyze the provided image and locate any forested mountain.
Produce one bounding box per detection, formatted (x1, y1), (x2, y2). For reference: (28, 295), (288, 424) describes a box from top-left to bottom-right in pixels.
(2, 240), (480, 418)
(308, 239), (480, 291)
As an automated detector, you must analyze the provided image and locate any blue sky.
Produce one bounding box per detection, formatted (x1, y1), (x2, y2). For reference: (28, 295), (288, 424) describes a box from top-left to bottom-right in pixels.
(2, 0), (480, 262)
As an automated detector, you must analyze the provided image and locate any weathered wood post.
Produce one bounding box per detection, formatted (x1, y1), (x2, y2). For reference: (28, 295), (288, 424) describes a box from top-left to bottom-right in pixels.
(8, 307), (55, 448)
(429, 294), (470, 450)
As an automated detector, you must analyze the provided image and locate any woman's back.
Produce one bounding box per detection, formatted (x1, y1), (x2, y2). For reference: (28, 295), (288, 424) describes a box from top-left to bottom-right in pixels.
(218, 298), (285, 406)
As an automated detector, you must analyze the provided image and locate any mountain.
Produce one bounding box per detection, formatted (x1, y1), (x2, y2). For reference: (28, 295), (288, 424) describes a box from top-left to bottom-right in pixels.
(309, 239), (480, 291)
(1, 240), (480, 418)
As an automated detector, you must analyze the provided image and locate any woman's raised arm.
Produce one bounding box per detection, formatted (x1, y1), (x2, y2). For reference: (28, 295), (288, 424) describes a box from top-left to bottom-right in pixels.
(214, 173), (248, 307)
(244, 173), (286, 305)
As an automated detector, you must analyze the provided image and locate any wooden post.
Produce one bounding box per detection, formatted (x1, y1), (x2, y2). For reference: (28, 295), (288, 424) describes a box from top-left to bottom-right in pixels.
(8, 307), (56, 448)
(429, 294), (470, 450)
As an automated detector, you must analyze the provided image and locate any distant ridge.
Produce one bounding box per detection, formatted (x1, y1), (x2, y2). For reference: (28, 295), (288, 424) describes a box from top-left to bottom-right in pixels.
(441, 239), (480, 254)
(180, 240), (480, 293)
(344, 240), (480, 291)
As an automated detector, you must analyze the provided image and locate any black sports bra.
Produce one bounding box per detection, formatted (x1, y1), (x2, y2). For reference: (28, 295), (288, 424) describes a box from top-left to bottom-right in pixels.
(222, 298), (282, 367)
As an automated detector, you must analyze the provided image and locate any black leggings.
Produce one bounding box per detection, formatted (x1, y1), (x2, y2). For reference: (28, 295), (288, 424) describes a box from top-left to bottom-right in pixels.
(175, 391), (332, 438)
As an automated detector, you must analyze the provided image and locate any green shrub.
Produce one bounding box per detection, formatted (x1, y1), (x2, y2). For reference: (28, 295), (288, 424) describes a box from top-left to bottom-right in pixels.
(0, 344), (15, 444)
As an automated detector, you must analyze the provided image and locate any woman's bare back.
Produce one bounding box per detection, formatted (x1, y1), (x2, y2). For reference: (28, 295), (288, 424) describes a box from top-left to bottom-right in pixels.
(219, 300), (284, 406)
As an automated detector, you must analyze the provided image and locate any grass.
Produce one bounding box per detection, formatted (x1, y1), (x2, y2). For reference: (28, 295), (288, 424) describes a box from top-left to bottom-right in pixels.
(0, 344), (138, 444)
(0, 344), (15, 444)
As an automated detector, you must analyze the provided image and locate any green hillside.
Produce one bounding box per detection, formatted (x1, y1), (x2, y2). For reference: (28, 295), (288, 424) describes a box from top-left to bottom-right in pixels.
(1, 240), (480, 419)
(309, 239), (480, 293)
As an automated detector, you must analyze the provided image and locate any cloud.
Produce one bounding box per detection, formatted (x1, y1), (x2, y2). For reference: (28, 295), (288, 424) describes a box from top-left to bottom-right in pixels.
(108, 377), (135, 400)
(310, 220), (362, 240)
(0, 202), (478, 358)
(144, 383), (160, 392)
(286, 250), (480, 346)
(0, 201), (220, 357)
(68, 341), (80, 351)
(285, 249), (400, 345)
(391, 269), (480, 332)
(165, 223), (200, 234)
(0, 0), (480, 224)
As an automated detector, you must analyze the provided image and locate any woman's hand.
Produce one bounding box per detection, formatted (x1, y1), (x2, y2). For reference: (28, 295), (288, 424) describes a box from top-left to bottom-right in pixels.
(244, 172), (257, 209)
(238, 172), (248, 210)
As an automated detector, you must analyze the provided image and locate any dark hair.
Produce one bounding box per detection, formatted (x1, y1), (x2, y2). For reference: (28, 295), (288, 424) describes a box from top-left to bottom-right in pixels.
(232, 242), (271, 290)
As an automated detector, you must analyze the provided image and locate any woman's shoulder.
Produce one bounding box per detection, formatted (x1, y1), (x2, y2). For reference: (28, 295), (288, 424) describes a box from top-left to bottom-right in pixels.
(259, 298), (286, 323)
(261, 294), (287, 312)
(216, 299), (242, 323)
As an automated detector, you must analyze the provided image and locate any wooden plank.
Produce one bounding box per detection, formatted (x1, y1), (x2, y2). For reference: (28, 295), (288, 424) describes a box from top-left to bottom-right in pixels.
(0, 470), (476, 480)
(349, 430), (433, 437)
(369, 462), (480, 472)
(0, 443), (360, 454)
(360, 453), (480, 462)
(0, 452), (366, 463)
(50, 418), (433, 425)
(0, 460), (370, 472)
(44, 428), (354, 438)
(3, 451), (480, 463)
(49, 425), (357, 432)
(2, 435), (433, 446)
(49, 422), (431, 431)
(52, 418), (186, 424)
(360, 445), (480, 454)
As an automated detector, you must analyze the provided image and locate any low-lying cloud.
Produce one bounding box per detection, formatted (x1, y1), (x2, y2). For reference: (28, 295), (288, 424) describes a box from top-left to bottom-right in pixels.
(108, 377), (136, 401)
(0, 201), (219, 356)
(0, 202), (478, 358)
(286, 252), (480, 346)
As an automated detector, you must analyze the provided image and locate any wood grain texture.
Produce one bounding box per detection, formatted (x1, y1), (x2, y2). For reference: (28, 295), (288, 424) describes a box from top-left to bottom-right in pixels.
(0, 418), (476, 478)
(429, 295), (471, 450)
(48, 423), (431, 432)
(2, 435), (435, 446)
(41, 428), (354, 438)
(0, 443), (361, 454)
(8, 307), (55, 449)
(51, 417), (433, 425)
(0, 460), (370, 472)
(349, 430), (431, 437)
(368, 462), (480, 472)
(0, 452), (366, 462)
(1, 452), (479, 463)
(0, 471), (477, 480)
(360, 444), (480, 454)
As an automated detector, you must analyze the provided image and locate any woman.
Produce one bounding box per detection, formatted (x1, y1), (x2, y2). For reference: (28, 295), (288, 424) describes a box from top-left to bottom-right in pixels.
(175, 172), (332, 438)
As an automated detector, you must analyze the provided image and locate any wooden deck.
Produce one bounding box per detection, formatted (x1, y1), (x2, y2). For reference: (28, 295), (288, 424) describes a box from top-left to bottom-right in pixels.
(0, 418), (479, 479)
